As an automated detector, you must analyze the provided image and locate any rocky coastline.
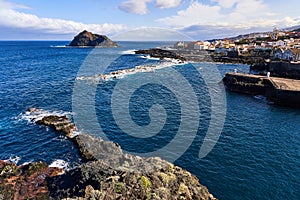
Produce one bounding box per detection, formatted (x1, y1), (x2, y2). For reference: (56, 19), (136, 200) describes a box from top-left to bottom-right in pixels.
(0, 160), (63, 199)
(268, 61), (300, 79)
(0, 108), (216, 199)
(135, 49), (186, 62)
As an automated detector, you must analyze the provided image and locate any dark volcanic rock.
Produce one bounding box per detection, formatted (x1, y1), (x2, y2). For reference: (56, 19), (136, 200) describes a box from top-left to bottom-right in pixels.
(69, 30), (118, 47)
(73, 134), (170, 172)
(135, 48), (186, 61)
(48, 159), (216, 200)
(269, 61), (300, 79)
(49, 134), (216, 199)
(73, 134), (123, 162)
(0, 160), (63, 200)
(36, 115), (76, 138)
(23, 109), (217, 199)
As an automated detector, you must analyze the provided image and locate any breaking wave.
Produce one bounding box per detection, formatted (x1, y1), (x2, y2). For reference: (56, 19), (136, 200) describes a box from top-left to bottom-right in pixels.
(17, 108), (73, 124)
(50, 45), (67, 48)
(4, 156), (21, 164)
(76, 59), (186, 82)
(49, 159), (69, 170)
(121, 49), (137, 55)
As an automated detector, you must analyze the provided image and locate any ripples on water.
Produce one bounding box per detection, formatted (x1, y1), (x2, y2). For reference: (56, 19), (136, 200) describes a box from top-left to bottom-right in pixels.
(0, 41), (299, 199)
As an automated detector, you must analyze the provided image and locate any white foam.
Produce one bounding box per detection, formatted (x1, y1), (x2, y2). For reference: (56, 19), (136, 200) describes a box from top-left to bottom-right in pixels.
(4, 156), (21, 164)
(49, 159), (69, 170)
(20, 161), (33, 166)
(52, 135), (68, 142)
(71, 130), (82, 138)
(76, 59), (187, 83)
(253, 95), (274, 105)
(254, 95), (265, 100)
(121, 49), (137, 55)
(17, 108), (73, 124)
(50, 45), (67, 48)
(140, 55), (161, 60)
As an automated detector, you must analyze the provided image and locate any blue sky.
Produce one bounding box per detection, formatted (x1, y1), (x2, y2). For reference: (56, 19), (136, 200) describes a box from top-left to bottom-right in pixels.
(0, 0), (299, 40)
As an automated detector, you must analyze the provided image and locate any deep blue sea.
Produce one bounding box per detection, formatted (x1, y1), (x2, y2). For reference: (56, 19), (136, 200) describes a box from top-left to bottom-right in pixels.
(0, 41), (299, 199)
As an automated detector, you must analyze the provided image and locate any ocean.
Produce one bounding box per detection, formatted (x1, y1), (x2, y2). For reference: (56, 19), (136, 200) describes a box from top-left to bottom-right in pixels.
(0, 41), (299, 199)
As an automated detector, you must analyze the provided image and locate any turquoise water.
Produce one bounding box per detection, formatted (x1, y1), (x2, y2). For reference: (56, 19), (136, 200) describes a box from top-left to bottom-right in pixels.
(0, 41), (299, 199)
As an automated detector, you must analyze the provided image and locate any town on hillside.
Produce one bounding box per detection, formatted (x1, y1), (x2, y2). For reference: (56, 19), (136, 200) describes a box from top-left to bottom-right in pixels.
(171, 27), (300, 67)
(162, 27), (300, 108)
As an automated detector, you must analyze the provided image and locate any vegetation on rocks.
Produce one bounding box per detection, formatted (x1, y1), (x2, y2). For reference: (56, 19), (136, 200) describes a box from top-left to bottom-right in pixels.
(0, 110), (217, 199)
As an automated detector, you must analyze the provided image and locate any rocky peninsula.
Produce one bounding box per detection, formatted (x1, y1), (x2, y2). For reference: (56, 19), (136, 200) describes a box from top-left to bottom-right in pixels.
(69, 30), (118, 47)
(0, 108), (216, 199)
(135, 48), (186, 62)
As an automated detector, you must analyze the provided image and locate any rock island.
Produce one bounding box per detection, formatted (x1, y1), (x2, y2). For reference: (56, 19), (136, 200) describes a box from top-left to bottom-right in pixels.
(69, 30), (118, 47)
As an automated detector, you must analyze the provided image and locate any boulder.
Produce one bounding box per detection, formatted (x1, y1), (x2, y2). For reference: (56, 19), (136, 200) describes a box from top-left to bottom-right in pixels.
(36, 115), (76, 138)
(69, 30), (118, 47)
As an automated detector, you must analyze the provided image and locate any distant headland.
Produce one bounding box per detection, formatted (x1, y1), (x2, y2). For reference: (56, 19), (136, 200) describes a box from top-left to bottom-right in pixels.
(68, 30), (118, 47)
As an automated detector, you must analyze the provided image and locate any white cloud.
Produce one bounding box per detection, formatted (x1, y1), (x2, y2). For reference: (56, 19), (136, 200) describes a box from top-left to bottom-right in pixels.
(158, 0), (300, 39)
(118, 0), (182, 14)
(112, 27), (192, 41)
(211, 0), (239, 9)
(227, 0), (268, 22)
(0, 0), (30, 9)
(158, 1), (222, 27)
(0, 0), (125, 36)
(155, 0), (182, 9)
(181, 17), (300, 40)
(118, 0), (152, 15)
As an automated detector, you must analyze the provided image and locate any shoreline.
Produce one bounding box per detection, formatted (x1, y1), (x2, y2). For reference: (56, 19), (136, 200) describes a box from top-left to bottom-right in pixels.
(0, 108), (216, 199)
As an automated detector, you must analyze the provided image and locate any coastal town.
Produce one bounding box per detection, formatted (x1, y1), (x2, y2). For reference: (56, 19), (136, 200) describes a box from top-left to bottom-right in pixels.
(172, 27), (300, 66)
(170, 27), (300, 108)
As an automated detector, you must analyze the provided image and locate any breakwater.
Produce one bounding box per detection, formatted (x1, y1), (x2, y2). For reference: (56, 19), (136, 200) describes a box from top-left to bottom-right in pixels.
(223, 72), (300, 108)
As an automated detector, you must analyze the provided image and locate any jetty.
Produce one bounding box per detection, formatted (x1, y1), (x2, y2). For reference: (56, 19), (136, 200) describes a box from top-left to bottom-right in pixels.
(223, 72), (300, 107)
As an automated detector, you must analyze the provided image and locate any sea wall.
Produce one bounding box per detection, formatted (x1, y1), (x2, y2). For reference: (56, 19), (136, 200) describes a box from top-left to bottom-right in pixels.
(222, 73), (274, 95)
(266, 89), (300, 108)
(269, 61), (300, 79)
(223, 73), (300, 108)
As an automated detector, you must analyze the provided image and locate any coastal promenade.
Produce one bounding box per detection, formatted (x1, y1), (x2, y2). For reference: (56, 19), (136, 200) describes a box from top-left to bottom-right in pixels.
(269, 77), (300, 91)
(226, 72), (300, 91)
(223, 72), (300, 107)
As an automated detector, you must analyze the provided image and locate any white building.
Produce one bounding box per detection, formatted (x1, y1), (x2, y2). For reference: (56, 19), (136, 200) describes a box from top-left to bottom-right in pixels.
(273, 40), (286, 48)
(194, 41), (211, 50)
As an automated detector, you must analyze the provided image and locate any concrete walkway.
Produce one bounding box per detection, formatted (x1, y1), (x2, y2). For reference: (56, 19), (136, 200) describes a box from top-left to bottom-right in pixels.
(227, 72), (300, 91)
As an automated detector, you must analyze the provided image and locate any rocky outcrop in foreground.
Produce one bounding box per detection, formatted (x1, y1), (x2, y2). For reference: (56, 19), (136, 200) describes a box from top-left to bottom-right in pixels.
(135, 48), (186, 62)
(0, 160), (62, 199)
(69, 30), (118, 47)
(48, 159), (214, 199)
(0, 108), (216, 199)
